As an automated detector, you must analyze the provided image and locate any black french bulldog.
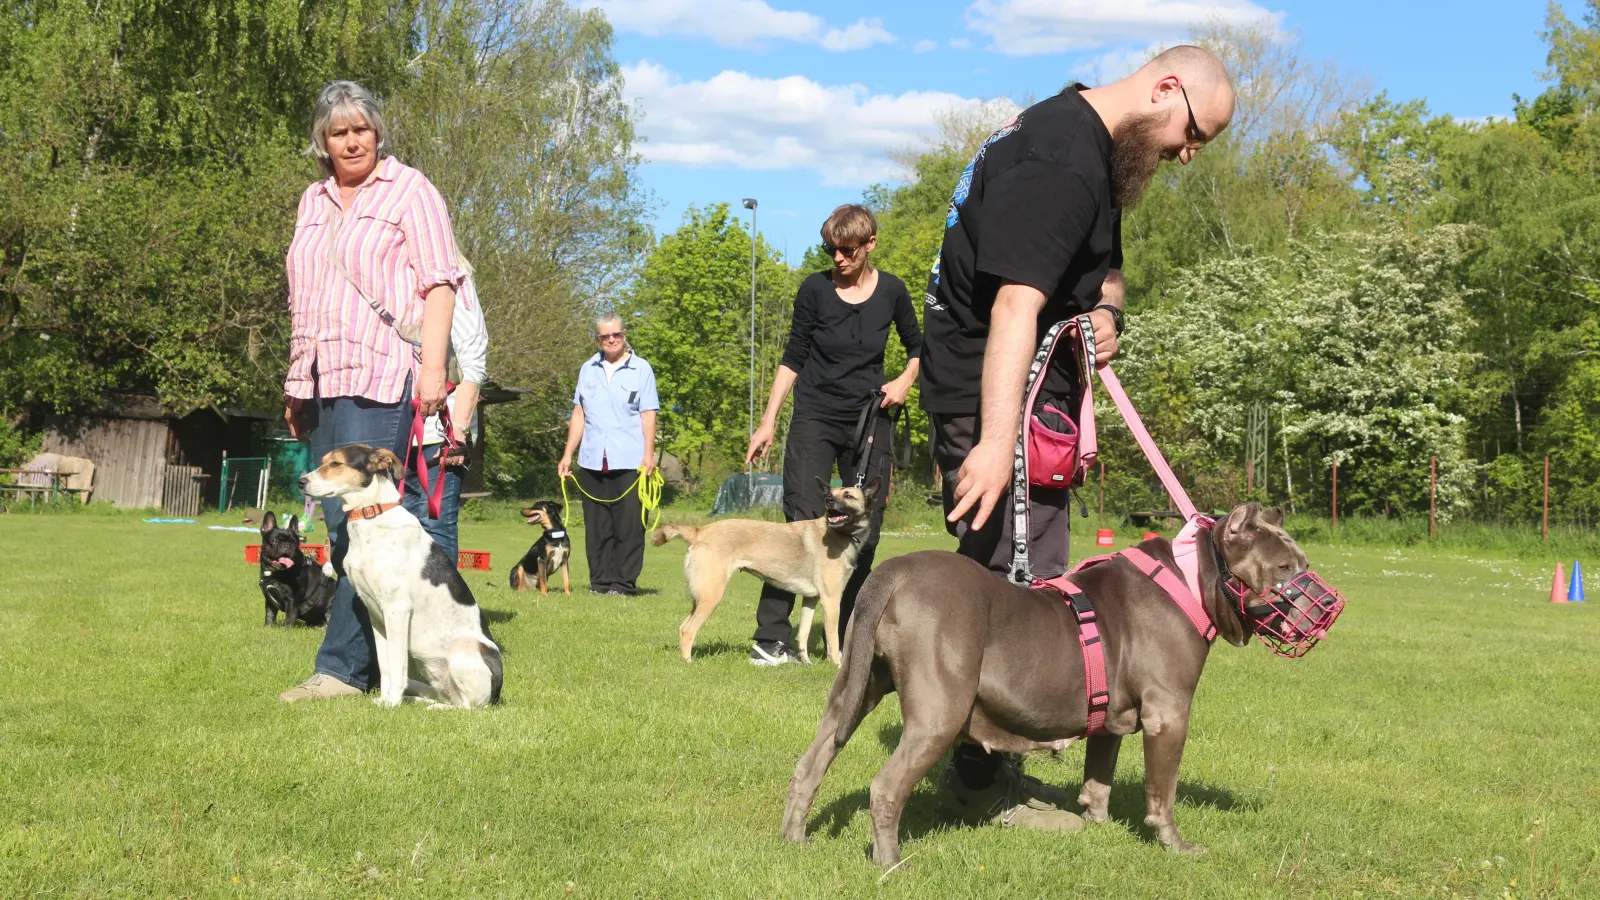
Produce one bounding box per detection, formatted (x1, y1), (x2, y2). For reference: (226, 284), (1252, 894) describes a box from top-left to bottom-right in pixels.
(258, 511), (335, 627)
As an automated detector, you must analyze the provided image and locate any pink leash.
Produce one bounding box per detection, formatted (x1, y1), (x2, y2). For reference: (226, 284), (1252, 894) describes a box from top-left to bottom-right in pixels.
(1016, 320), (1218, 736)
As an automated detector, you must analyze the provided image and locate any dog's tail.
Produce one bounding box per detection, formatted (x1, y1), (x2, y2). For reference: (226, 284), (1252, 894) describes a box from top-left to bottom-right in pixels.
(650, 524), (698, 548)
(832, 566), (895, 747)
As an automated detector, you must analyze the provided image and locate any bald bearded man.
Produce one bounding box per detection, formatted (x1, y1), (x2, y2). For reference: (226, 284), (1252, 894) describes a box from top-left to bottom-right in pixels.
(917, 45), (1236, 832)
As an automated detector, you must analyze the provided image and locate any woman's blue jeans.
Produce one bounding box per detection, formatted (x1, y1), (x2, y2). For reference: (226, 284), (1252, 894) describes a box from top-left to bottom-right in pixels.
(307, 389), (462, 692)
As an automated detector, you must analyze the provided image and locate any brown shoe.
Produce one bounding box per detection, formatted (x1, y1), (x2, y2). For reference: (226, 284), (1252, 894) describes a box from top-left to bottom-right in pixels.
(938, 757), (1086, 831)
(278, 673), (364, 703)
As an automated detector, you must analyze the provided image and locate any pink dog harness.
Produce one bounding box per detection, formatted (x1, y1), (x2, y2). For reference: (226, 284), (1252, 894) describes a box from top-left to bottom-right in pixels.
(1011, 319), (1344, 735)
(1011, 318), (1220, 736)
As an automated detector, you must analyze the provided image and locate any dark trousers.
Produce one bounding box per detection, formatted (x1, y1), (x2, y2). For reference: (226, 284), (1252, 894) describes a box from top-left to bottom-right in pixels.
(930, 412), (1072, 579)
(931, 411), (1071, 787)
(578, 467), (645, 594)
(752, 412), (893, 646)
(309, 382), (463, 692)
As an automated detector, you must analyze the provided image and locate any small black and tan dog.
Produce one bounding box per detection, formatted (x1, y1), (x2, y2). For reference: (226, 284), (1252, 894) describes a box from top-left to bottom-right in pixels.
(510, 501), (572, 595)
(258, 511), (335, 627)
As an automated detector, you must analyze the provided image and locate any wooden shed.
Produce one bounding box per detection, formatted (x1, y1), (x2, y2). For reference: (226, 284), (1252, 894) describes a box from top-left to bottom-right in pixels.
(41, 396), (273, 512)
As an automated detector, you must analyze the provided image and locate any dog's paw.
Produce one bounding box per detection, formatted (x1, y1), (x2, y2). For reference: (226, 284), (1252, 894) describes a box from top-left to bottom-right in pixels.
(1167, 839), (1207, 856)
(372, 695), (403, 709)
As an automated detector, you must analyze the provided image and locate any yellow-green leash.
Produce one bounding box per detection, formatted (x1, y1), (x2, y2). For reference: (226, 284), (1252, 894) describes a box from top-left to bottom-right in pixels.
(561, 466), (664, 535)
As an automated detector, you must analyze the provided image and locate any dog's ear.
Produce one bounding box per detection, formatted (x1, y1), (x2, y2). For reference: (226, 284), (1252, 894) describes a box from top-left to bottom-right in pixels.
(863, 477), (881, 500)
(548, 501), (563, 516)
(1222, 503), (1257, 544)
(366, 447), (403, 477)
(287, 515), (300, 536)
(1262, 506), (1285, 527)
(260, 511), (277, 534)
(816, 476), (832, 496)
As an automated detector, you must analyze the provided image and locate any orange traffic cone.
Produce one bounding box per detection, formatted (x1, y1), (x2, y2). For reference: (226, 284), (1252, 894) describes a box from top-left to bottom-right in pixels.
(1552, 562), (1568, 604)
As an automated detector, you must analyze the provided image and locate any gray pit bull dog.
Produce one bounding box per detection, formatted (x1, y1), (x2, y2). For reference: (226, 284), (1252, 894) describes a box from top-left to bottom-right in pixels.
(782, 502), (1328, 867)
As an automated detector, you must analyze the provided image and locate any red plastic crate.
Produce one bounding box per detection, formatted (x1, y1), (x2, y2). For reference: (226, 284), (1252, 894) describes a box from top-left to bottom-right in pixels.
(457, 549), (491, 570)
(245, 543), (328, 565)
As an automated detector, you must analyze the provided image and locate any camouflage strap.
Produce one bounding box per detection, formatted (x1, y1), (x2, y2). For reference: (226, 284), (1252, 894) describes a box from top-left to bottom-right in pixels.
(1007, 315), (1095, 585)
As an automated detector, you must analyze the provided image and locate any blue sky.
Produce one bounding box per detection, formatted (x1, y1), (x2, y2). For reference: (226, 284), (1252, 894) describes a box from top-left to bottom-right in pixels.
(588, 0), (1554, 259)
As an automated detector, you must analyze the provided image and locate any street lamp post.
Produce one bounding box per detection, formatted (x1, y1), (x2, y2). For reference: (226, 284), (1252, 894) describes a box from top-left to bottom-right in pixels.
(742, 198), (758, 459)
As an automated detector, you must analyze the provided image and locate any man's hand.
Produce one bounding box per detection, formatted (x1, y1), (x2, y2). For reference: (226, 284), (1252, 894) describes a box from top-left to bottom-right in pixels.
(947, 438), (1014, 530)
(642, 455), (658, 478)
(1087, 307), (1119, 364)
(417, 365), (448, 416)
(557, 456), (572, 480)
(745, 422), (776, 464)
(880, 378), (912, 408)
(284, 397), (308, 441)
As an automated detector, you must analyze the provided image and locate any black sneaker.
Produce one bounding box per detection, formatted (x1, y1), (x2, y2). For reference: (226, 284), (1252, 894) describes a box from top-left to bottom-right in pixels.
(749, 640), (799, 667)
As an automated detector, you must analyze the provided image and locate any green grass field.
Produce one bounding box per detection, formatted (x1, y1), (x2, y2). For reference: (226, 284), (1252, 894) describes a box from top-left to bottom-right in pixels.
(3, 510), (1599, 898)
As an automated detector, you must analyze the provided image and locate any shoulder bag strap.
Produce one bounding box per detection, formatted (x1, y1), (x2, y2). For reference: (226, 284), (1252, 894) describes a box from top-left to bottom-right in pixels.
(1009, 317), (1092, 584)
(324, 194), (422, 350)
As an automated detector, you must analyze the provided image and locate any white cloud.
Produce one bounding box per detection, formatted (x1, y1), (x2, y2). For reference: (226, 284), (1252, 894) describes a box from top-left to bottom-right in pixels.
(948, 37), (973, 49)
(821, 18), (897, 51)
(622, 62), (996, 186)
(586, 0), (896, 51)
(914, 39), (939, 53)
(965, 0), (1281, 56)
(1072, 42), (1167, 84)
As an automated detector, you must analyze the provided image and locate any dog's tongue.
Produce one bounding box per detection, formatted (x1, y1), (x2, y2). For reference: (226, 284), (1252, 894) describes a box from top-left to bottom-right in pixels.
(273, 557), (296, 569)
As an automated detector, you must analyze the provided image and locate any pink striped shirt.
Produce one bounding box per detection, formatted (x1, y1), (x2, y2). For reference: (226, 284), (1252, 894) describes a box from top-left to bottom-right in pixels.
(284, 156), (464, 404)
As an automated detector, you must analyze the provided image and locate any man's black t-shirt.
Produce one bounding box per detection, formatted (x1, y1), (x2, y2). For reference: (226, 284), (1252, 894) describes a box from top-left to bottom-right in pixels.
(919, 85), (1121, 415)
(784, 270), (923, 422)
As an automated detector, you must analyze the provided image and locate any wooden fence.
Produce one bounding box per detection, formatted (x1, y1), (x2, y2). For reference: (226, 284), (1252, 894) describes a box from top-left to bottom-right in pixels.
(161, 466), (208, 518)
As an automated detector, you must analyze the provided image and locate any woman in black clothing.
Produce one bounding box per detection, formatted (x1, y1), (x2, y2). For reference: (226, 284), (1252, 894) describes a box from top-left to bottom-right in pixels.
(744, 204), (923, 666)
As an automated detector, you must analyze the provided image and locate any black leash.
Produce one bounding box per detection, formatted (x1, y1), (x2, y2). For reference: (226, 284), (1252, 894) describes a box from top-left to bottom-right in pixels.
(848, 390), (899, 488)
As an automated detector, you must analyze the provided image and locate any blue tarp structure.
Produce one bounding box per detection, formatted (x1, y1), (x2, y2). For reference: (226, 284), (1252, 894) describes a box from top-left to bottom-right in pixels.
(711, 473), (784, 515)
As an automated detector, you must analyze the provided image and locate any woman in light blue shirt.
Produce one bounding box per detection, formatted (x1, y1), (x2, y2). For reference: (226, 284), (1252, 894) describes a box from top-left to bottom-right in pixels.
(557, 312), (659, 595)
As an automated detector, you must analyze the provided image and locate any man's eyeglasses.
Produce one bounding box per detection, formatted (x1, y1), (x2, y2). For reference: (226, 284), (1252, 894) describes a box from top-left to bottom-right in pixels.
(824, 243), (862, 259)
(596, 331), (625, 342)
(1181, 86), (1208, 147)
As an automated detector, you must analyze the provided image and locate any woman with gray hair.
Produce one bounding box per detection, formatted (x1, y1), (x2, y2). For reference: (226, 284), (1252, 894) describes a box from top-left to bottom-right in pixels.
(557, 311), (660, 595)
(278, 80), (475, 702)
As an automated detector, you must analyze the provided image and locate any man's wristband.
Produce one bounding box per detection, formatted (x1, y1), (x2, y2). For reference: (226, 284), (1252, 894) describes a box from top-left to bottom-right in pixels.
(1093, 304), (1124, 336)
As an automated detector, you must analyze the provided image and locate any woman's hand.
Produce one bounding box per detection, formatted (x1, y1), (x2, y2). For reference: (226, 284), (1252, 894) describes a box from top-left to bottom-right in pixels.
(444, 422), (470, 467)
(557, 456), (572, 480)
(746, 421), (777, 464)
(284, 397), (308, 440)
(417, 365), (448, 416)
(880, 377), (912, 408)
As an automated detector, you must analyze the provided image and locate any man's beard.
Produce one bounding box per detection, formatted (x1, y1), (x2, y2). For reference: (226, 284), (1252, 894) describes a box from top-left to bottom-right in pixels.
(1111, 109), (1171, 208)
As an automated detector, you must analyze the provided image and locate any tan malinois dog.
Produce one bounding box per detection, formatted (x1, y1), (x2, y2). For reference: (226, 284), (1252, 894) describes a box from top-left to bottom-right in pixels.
(652, 477), (880, 664)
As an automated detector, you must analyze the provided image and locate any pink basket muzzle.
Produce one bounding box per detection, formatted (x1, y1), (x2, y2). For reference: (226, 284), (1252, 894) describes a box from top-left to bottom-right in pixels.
(1232, 570), (1346, 658)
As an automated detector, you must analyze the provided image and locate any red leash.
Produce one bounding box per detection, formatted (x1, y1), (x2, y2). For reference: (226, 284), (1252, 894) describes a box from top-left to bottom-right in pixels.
(401, 391), (460, 521)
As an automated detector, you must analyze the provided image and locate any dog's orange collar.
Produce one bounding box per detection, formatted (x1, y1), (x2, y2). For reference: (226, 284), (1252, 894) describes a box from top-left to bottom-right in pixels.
(347, 502), (401, 521)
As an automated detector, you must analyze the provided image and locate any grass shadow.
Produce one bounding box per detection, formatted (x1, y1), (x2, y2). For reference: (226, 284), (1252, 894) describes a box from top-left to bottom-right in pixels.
(877, 721), (903, 753)
(809, 780), (950, 850)
(1104, 775), (1256, 843)
(679, 639), (746, 661)
(481, 608), (520, 625)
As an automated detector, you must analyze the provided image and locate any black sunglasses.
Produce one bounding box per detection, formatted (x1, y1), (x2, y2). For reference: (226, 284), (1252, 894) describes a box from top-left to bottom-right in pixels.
(1181, 86), (1208, 146)
(596, 331), (625, 342)
(824, 243), (863, 258)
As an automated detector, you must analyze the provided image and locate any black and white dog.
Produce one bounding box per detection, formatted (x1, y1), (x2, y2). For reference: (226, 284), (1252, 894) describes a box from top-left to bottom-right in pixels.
(258, 512), (335, 627)
(299, 443), (503, 708)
